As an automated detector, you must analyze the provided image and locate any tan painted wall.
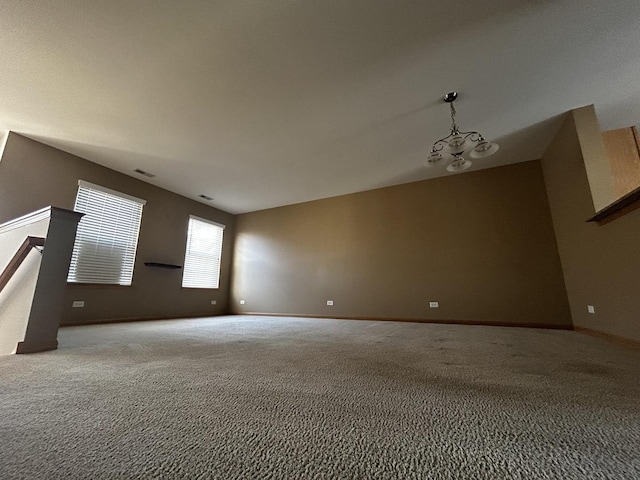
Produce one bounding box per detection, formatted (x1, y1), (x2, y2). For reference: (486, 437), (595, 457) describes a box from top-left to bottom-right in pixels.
(541, 109), (640, 342)
(0, 133), (235, 324)
(232, 160), (571, 327)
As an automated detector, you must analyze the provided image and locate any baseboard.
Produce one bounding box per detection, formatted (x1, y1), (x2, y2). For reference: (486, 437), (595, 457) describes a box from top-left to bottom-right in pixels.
(235, 312), (574, 330)
(16, 339), (58, 354)
(59, 312), (230, 327)
(59, 310), (575, 332)
(574, 326), (640, 349)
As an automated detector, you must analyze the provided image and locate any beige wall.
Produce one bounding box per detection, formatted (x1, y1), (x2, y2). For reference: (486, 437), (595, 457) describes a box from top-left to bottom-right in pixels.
(541, 109), (640, 342)
(232, 160), (571, 327)
(0, 133), (235, 324)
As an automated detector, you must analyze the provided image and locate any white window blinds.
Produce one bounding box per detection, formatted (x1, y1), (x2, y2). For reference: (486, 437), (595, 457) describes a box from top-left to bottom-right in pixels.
(68, 180), (145, 286)
(182, 216), (225, 289)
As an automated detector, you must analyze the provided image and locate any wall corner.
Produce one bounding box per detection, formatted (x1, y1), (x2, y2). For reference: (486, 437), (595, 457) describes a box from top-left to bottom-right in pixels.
(571, 105), (616, 212)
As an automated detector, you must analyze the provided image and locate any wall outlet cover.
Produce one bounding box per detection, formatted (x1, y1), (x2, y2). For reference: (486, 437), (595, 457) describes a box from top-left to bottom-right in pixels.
(72, 301), (85, 308)
(211, 300), (216, 305)
(587, 305), (595, 314)
(240, 300), (245, 305)
(326, 300), (334, 306)
(429, 301), (439, 308)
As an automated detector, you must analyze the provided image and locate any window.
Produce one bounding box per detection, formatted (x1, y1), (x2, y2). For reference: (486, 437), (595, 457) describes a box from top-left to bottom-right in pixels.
(68, 180), (145, 285)
(182, 216), (225, 288)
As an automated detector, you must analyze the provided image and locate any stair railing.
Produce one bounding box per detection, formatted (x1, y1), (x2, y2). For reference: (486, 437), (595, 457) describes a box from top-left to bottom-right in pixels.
(0, 236), (45, 294)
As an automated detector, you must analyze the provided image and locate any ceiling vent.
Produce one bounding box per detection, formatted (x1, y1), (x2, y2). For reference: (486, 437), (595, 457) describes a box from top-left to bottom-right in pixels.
(198, 194), (213, 201)
(134, 168), (156, 178)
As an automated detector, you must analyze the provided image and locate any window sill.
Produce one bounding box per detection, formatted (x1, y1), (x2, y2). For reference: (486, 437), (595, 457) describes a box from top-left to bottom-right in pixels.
(67, 283), (132, 288)
(181, 286), (220, 290)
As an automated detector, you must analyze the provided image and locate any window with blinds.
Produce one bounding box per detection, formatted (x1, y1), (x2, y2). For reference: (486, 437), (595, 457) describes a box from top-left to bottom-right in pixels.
(67, 180), (145, 286)
(182, 216), (225, 289)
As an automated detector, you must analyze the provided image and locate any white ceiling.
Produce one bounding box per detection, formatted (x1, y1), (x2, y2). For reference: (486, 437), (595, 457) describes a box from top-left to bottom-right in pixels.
(1, 0), (639, 214)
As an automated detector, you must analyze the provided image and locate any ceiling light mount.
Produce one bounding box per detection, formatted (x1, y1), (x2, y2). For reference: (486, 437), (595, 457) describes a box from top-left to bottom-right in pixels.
(443, 91), (458, 103)
(426, 91), (499, 172)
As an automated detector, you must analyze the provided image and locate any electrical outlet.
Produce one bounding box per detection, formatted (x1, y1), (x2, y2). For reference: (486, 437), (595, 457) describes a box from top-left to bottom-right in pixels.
(429, 301), (439, 308)
(326, 300), (334, 306)
(72, 301), (85, 308)
(240, 300), (245, 305)
(587, 305), (595, 314)
(211, 300), (217, 305)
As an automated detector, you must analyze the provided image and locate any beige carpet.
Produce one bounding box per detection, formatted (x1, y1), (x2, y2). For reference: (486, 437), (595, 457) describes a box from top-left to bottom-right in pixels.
(0, 315), (639, 479)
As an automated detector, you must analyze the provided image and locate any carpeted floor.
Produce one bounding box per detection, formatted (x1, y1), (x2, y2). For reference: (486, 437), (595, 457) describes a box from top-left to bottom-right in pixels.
(0, 315), (639, 479)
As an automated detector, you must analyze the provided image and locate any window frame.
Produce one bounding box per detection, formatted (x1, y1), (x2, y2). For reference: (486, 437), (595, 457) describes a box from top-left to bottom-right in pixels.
(181, 215), (225, 289)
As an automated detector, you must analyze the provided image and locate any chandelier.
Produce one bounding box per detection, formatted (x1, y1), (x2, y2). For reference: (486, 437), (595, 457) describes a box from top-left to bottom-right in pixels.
(426, 92), (499, 172)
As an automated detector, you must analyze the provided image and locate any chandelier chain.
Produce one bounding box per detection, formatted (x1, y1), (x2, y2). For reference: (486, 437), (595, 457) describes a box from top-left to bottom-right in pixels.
(450, 102), (458, 134)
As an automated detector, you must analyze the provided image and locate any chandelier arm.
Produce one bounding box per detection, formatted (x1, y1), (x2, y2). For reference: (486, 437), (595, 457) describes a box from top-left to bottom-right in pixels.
(430, 138), (455, 153)
(432, 136), (454, 147)
(458, 131), (483, 142)
(430, 131), (484, 152)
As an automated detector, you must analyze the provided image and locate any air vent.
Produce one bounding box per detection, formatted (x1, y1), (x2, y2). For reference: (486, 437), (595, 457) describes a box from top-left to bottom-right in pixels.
(199, 194), (213, 201)
(134, 168), (156, 178)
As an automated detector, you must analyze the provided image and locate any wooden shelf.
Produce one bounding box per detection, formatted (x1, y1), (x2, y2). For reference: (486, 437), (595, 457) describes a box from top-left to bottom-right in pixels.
(588, 185), (640, 225)
(144, 262), (182, 269)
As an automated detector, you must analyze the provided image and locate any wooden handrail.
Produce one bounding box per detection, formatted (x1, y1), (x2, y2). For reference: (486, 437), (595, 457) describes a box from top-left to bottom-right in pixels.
(0, 236), (46, 294)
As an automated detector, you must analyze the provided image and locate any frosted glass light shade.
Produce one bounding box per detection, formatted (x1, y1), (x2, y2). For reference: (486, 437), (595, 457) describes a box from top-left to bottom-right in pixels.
(426, 151), (445, 166)
(469, 141), (499, 158)
(446, 157), (472, 173)
(446, 135), (468, 152)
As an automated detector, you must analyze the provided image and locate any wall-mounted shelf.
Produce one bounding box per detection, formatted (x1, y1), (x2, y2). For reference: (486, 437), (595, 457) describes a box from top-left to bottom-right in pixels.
(144, 262), (182, 269)
(588, 184), (640, 225)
